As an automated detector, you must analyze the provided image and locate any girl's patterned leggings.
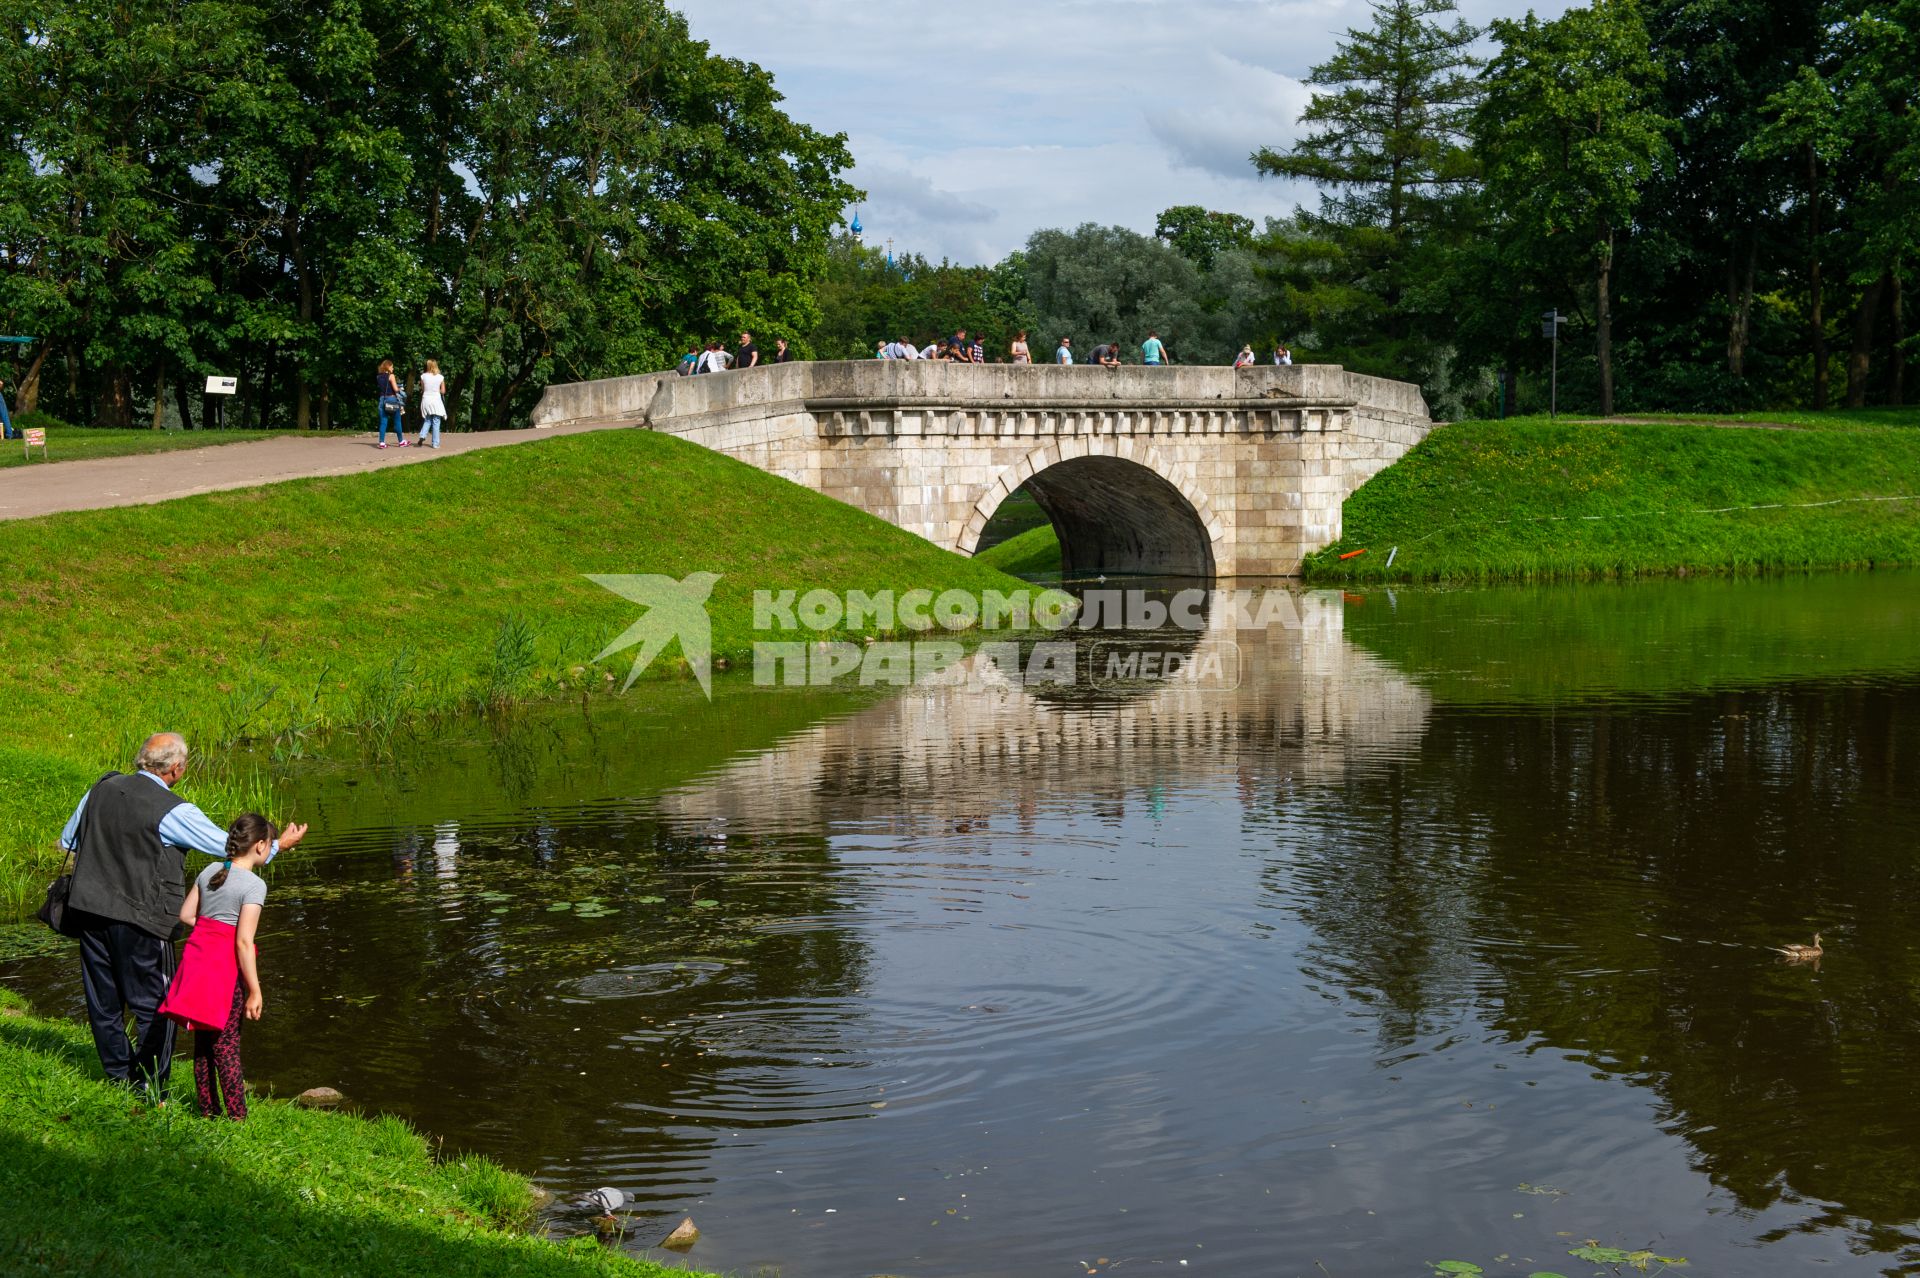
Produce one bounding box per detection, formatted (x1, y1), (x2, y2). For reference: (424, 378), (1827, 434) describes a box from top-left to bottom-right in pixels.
(193, 981), (248, 1120)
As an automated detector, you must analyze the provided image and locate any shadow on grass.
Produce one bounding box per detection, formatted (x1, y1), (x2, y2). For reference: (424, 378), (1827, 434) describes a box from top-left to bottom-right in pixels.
(0, 1012), (100, 1078)
(0, 1128), (647, 1277)
(0, 1008), (680, 1277)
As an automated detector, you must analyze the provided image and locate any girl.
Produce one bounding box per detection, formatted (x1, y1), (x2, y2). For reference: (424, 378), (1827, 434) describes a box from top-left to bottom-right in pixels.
(375, 359), (408, 448)
(1010, 331), (1031, 364)
(416, 359), (447, 449)
(158, 813), (287, 1119)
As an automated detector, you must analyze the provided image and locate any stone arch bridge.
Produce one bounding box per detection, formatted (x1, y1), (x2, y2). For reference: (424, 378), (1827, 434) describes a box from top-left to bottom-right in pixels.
(532, 362), (1430, 577)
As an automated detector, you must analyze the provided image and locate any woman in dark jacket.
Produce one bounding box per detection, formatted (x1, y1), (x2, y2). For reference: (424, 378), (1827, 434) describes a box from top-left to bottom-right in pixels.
(375, 359), (407, 449)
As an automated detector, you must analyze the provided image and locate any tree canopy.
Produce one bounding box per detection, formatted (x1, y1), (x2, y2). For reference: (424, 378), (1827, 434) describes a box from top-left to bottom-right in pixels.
(0, 0), (855, 428)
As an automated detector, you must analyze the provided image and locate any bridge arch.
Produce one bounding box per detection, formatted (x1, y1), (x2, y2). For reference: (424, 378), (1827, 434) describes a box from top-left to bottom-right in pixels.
(958, 439), (1225, 579)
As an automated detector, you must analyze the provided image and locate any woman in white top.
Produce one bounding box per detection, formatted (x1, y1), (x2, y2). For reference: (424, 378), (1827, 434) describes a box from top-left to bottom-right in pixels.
(416, 360), (448, 448)
(1233, 344), (1255, 368)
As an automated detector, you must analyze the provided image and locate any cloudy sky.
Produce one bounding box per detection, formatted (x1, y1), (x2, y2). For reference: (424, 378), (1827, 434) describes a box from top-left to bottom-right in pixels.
(681, 0), (1574, 265)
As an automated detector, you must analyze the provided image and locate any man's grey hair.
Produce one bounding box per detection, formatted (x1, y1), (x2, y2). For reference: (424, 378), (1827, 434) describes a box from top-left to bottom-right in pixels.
(135, 732), (188, 775)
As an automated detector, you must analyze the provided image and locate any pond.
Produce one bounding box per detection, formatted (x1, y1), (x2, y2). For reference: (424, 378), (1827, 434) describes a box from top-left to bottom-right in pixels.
(9, 573), (1920, 1276)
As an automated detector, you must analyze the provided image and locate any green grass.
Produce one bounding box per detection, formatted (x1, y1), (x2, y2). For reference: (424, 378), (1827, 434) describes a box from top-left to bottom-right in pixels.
(1308, 411), (1920, 582)
(0, 427), (1026, 915)
(974, 521), (1063, 577)
(0, 423), (280, 468)
(0, 989), (700, 1276)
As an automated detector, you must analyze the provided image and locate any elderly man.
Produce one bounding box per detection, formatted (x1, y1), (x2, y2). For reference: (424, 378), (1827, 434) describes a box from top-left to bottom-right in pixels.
(59, 732), (306, 1096)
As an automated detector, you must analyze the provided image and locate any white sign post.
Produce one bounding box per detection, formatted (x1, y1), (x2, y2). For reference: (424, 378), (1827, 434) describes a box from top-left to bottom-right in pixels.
(205, 375), (238, 429)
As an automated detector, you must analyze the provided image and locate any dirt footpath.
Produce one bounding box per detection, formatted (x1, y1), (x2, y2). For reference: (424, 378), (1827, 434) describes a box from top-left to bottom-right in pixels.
(0, 421), (635, 521)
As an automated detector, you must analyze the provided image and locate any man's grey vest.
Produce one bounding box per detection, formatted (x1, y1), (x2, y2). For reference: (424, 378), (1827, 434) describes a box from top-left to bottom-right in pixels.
(67, 772), (191, 940)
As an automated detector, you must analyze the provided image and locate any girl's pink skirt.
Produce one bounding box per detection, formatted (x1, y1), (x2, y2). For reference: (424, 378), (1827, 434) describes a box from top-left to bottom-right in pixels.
(159, 917), (247, 1032)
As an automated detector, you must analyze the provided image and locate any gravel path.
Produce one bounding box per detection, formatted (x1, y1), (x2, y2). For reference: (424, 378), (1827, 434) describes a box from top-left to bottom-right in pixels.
(0, 421), (635, 521)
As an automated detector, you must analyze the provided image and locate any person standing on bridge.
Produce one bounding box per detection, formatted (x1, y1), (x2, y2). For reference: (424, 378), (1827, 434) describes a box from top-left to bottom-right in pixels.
(774, 337), (795, 363)
(950, 329), (974, 363)
(1233, 343), (1255, 368)
(1142, 331), (1169, 367)
(735, 332), (760, 370)
(1055, 337), (1073, 365)
(970, 335), (985, 364)
(1010, 331), (1031, 364)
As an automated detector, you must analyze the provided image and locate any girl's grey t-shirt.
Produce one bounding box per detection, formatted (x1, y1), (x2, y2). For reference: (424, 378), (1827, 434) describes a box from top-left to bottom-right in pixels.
(195, 862), (267, 925)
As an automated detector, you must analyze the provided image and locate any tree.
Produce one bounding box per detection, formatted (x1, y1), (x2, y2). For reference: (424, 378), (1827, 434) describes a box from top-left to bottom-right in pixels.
(1475, 0), (1669, 416)
(1253, 0), (1481, 381)
(1155, 206), (1254, 270)
(1024, 224), (1260, 366)
(0, 0), (853, 430)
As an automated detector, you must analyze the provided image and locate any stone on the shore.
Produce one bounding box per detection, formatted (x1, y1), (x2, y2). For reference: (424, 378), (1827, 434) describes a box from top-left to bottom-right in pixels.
(661, 1216), (700, 1250)
(295, 1086), (345, 1108)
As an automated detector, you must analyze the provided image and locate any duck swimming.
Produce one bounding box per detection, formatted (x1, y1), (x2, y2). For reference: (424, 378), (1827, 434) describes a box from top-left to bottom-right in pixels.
(1774, 932), (1823, 961)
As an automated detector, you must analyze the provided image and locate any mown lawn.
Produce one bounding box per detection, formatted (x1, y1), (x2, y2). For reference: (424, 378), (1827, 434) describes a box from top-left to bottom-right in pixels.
(1308, 411), (1920, 581)
(0, 428), (1026, 915)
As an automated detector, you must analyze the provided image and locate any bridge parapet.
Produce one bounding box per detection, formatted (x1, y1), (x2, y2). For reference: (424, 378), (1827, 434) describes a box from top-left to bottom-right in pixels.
(531, 361), (1430, 576)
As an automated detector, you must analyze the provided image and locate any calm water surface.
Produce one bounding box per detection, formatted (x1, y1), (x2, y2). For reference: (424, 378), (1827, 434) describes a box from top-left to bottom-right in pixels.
(11, 575), (1920, 1277)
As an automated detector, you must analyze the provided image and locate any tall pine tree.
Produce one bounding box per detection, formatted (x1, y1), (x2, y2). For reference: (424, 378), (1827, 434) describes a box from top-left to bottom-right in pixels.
(1253, 0), (1481, 382)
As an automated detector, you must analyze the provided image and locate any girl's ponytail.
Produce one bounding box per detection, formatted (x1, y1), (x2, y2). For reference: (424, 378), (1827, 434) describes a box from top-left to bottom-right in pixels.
(214, 813), (278, 891)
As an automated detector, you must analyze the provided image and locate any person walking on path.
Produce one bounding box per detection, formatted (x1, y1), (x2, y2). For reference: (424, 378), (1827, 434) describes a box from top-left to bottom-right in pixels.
(415, 360), (447, 449)
(0, 376), (13, 439)
(1010, 331), (1031, 364)
(159, 813), (277, 1120)
(374, 360), (407, 448)
(1055, 337), (1074, 365)
(57, 733), (306, 1098)
(1142, 332), (1169, 366)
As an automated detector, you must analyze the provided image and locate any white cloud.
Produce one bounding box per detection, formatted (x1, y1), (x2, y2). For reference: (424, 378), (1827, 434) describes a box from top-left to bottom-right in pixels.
(679, 0), (1573, 264)
(852, 165), (995, 227)
(1147, 55), (1317, 180)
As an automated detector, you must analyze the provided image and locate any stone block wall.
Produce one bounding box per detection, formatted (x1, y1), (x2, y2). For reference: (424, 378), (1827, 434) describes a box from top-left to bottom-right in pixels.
(527, 361), (1432, 576)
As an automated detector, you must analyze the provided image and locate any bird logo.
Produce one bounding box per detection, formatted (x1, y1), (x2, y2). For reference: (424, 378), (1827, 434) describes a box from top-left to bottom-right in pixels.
(587, 572), (723, 697)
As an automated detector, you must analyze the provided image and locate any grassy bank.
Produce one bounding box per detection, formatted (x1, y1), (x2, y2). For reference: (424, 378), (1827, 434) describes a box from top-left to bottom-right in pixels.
(0, 423), (279, 468)
(965, 411), (1920, 583)
(0, 427), (1026, 915)
(1307, 412), (1920, 582)
(974, 522), (1064, 577)
(0, 990), (698, 1275)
